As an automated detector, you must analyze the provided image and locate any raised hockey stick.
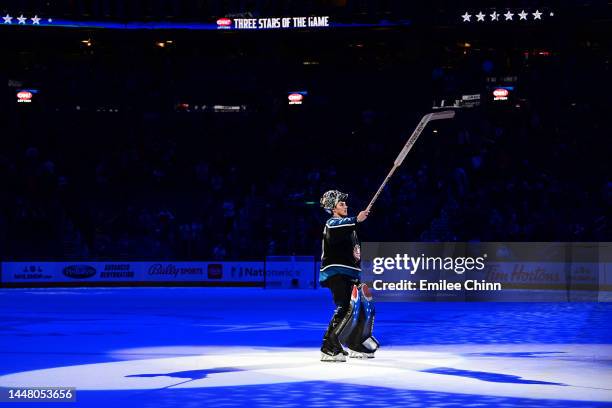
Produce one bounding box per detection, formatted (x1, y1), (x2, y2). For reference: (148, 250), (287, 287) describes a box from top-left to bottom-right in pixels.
(365, 110), (455, 212)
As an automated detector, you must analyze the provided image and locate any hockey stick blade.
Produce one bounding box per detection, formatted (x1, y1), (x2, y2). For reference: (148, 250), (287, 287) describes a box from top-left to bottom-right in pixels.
(430, 110), (455, 120)
(366, 111), (455, 211)
(394, 110), (455, 167)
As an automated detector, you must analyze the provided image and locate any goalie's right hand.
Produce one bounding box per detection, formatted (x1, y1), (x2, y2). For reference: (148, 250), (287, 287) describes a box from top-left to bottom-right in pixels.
(357, 209), (370, 223)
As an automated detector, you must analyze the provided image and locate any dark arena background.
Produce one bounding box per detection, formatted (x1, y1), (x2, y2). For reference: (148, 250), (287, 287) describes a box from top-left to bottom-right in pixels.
(0, 1), (611, 407)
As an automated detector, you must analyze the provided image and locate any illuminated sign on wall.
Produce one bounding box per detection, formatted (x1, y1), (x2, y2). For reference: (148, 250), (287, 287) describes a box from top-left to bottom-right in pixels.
(2, 12), (406, 30)
(492, 87), (512, 101)
(493, 88), (508, 99)
(227, 16), (330, 30)
(16, 89), (38, 103)
(17, 91), (33, 103)
(216, 18), (232, 29)
(288, 93), (303, 105)
(288, 91), (308, 105)
(174, 103), (247, 113)
(213, 105), (246, 113)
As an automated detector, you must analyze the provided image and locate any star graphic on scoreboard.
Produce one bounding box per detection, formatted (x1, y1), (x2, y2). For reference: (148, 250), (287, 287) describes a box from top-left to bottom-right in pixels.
(518, 10), (528, 20)
(550, 12), (554, 17)
(17, 14), (27, 24)
(48, 18), (53, 22)
(533, 10), (542, 20)
(2, 14), (12, 24)
(461, 12), (471, 22)
(475, 12), (485, 22)
(31, 15), (41, 24)
(504, 10), (514, 21)
(489, 11), (499, 21)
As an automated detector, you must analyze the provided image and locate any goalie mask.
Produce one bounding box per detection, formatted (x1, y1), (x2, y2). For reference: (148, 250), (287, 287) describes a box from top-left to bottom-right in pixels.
(320, 190), (348, 214)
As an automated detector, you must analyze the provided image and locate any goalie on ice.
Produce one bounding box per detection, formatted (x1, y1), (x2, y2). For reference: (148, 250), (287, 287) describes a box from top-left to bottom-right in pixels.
(319, 190), (380, 362)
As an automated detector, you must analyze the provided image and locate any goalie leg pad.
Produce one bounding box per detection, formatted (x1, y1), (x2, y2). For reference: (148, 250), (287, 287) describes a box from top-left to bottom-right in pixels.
(337, 285), (360, 345)
(345, 284), (380, 355)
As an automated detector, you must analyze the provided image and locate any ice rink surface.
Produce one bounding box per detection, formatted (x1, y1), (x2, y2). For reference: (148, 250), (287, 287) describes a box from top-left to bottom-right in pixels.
(0, 287), (611, 407)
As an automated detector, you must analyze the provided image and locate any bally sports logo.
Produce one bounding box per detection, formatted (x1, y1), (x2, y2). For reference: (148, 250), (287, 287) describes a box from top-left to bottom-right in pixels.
(63, 265), (97, 279)
(216, 18), (232, 29)
(148, 264), (204, 277)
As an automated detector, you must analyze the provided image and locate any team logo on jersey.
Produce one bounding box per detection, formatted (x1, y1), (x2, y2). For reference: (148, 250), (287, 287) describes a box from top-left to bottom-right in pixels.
(353, 244), (361, 262)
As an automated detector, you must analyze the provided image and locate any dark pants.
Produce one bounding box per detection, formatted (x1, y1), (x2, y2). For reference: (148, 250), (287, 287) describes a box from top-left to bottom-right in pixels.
(321, 274), (357, 353)
(324, 273), (355, 311)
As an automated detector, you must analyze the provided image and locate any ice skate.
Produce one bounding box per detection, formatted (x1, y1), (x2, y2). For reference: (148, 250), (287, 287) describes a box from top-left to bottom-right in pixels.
(347, 338), (378, 359)
(347, 348), (374, 359)
(320, 346), (347, 362)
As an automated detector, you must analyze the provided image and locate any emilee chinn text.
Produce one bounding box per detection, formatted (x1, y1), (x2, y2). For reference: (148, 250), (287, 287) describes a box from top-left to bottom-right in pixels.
(372, 279), (502, 291)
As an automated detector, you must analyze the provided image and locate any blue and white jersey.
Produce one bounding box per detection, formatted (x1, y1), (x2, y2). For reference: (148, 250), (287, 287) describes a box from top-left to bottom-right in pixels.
(319, 216), (361, 282)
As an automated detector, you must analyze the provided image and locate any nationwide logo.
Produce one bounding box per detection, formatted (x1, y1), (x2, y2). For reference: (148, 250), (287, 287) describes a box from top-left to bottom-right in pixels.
(63, 265), (97, 279)
(216, 18), (232, 29)
(231, 266), (264, 278)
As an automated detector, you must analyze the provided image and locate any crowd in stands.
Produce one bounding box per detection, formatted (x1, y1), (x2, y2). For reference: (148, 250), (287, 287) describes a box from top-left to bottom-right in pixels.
(1, 28), (609, 260)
